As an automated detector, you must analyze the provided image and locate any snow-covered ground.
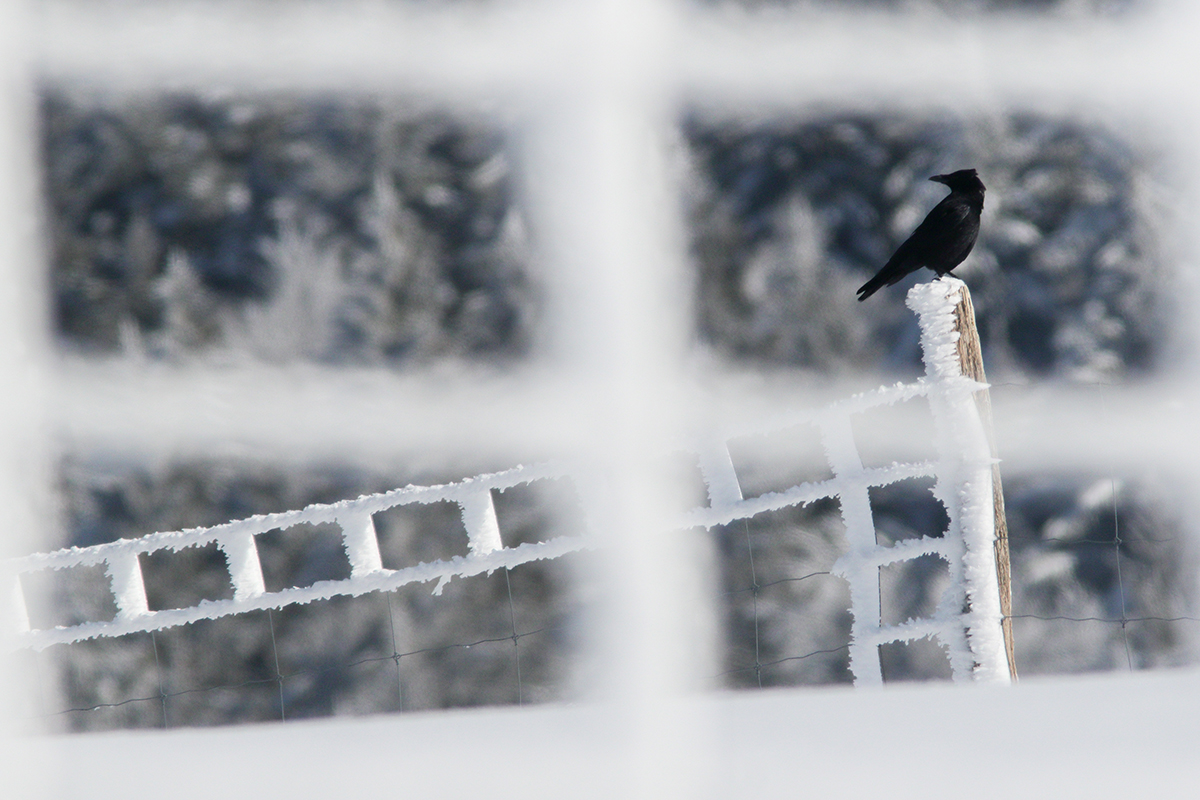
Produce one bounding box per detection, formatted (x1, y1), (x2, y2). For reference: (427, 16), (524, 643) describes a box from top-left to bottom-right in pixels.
(9, 667), (1200, 799)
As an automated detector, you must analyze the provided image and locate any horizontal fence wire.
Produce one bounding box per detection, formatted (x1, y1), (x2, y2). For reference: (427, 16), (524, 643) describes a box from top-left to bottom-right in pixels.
(714, 647), (853, 681)
(719, 571), (834, 597)
(30, 553), (561, 727)
(717, 557), (1200, 685)
(40, 623), (558, 721)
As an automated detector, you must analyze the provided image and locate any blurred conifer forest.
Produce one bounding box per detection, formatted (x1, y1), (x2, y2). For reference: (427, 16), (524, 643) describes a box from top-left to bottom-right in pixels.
(44, 88), (536, 365)
(34, 67), (1195, 731)
(685, 112), (1169, 380)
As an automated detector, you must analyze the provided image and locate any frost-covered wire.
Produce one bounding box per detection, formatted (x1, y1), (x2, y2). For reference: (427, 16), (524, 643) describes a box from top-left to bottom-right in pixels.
(5, 463), (584, 650)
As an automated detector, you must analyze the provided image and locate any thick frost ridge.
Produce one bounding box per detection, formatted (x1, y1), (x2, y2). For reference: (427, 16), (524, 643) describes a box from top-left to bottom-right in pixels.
(6, 463), (585, 650)
(906, 277), (1008, 684)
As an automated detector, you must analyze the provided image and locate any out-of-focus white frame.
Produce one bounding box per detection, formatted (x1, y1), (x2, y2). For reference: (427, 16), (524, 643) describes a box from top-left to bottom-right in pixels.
(4, 1), (1200, 794)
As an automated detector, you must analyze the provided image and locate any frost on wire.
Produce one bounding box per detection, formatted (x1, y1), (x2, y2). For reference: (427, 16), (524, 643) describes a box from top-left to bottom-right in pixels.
(5, 277), (1008, 684)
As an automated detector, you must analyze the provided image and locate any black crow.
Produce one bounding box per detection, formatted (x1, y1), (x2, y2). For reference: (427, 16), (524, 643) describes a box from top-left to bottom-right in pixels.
(856, 168), (985, 301)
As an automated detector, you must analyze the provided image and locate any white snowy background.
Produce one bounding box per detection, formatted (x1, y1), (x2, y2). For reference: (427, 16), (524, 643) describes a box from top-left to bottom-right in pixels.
(6, 0), (1200, 797)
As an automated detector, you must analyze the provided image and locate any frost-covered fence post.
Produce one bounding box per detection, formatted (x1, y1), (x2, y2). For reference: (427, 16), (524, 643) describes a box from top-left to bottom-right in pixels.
(907, 277), (1013, 684)
(951, 283), (1018, 681)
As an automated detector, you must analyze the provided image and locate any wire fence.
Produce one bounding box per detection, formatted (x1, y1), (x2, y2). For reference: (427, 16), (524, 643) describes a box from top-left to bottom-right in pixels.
(16, 277), (1193, 732)
(23, 557), (585, 730)
(36, 589), (556, 727)
(27, 499), (1197, 732)
(1006, 506), (1199, 673)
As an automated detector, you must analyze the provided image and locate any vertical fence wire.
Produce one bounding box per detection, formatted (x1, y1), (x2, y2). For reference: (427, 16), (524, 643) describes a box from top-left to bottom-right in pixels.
(150, 631), (169, 729)
(503, 567), (524, 706)
(266, 609), (285, 722)
(1111, 477), (1134, 671)
(385, 591), (404, 712)
(741, 520), (763, 689)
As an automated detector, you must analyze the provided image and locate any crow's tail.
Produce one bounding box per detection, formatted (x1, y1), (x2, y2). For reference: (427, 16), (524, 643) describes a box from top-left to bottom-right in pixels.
(856, 274), (886, 302)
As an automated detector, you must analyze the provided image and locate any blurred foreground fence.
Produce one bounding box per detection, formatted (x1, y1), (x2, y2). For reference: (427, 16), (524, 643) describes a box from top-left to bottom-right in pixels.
(2, 3), (1200, 780)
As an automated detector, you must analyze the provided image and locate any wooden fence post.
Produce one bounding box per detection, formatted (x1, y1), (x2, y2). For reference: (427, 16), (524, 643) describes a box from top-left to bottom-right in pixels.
(952, 284), (1018, 681)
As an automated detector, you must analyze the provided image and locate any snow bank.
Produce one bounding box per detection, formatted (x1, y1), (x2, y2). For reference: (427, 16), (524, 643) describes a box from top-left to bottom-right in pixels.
(18, 669), (1200, 800)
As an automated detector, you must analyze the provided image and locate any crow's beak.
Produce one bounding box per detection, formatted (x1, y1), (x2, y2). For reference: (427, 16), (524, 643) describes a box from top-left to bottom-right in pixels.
(929, 173), (950, 185)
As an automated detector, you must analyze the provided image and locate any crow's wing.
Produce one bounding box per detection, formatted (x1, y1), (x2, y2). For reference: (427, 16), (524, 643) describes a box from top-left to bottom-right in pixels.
(881, 199), (972, 284)
(857, 195), (976, 301)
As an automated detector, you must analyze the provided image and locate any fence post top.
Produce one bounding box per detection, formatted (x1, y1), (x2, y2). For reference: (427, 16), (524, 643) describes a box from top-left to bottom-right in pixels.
(904, 275), (966, 312)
